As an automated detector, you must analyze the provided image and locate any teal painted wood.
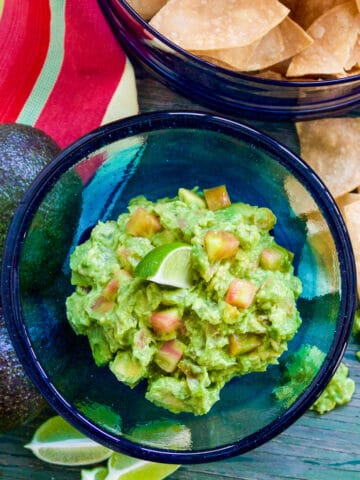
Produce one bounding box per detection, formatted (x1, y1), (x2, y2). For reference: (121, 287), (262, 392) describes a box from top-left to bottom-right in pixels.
(1, 69), (360, 480)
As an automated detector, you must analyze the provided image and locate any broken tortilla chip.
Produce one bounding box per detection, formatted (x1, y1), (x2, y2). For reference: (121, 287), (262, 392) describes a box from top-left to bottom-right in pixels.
(296, 118), (360, 199)
(126, 0), (168, 20)
(343, 201), (360, 297)
(345, 35), (360, 70)
(149, 0), (289, 51)
(192, 40), (262, 72)
(246, 17), (313, 71)
(191, 17), (312, 72)
(337, 192), (360, 215)
(287, 2), (360, 77)
(293, 0), (348, 30)
(280, 0), (299, 11)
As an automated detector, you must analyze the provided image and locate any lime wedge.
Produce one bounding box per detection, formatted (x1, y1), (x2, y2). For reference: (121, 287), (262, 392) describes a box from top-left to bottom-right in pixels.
(105, 452), (180, 480)
(25, 416), (112, 466)
(81, 466), (108, 480)
(134, 242), (193, 288)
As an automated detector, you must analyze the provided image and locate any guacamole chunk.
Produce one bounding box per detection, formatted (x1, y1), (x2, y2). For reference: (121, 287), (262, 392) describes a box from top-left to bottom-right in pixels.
(311, 363), (355, 414)
(274, 344), (355, 414)
(66, 186), (302, 415)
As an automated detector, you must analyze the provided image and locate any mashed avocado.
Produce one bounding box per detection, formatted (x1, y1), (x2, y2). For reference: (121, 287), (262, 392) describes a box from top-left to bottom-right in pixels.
(274, 344), (355, 414)
(353, 308), (360, 361)
(66, 186), (302, 415)
(311, 363), (355, 414)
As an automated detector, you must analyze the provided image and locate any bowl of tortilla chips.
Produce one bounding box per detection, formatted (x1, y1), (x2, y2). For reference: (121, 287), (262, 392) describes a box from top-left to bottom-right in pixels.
(98, 0), (360, 120)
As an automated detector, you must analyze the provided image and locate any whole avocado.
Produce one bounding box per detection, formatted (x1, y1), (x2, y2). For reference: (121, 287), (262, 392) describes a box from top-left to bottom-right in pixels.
(0, 123), (61, 270)
(0, 306), (46, 431)
(0, 123), (59, 431)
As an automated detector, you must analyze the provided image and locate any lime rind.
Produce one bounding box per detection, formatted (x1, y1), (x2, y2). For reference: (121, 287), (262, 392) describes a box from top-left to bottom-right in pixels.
(26, 415), (183, 478)
(25, 416), (112, 466)
(81, 466), (109, 480)
(106, 453), (180, 480)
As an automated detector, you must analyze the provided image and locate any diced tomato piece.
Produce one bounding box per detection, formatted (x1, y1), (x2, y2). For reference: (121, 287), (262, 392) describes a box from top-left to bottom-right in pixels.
(260, 247), (284, 271)
(102, 269), (132, 299)
(102, 277), (119, 300)
(204, 230), (239, 262)
(204, 185), (231, 211)
(228, 333), (262, 356)
(117, 247), (131, 261)
(150, 308), (182, 335)
(260, 246), (293, 271)
(91, 295), (115, 314)
(125, 207), (162, 238)
(155, 339), (185, 373)
(134, 329), (149, 349)
(225, 279), (256, 308)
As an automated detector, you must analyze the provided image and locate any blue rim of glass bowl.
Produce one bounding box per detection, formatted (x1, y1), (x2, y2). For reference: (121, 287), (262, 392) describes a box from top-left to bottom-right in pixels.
(1, 111), (357, 464)
(98, 0), (360, 118)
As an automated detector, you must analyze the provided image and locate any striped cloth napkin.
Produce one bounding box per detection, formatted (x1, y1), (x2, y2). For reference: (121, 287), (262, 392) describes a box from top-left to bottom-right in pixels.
(0, 0), (139, 148)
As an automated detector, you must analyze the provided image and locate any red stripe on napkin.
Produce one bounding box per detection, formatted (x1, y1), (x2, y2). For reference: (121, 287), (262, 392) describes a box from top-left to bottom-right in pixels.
(35, 0), (127, 147)
(0, 0), (50, 121)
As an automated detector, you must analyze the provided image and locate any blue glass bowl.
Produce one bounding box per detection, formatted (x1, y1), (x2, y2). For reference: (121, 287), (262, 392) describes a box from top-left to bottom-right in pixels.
(1, 111), (356, 463)
(98, 0), (360, 121)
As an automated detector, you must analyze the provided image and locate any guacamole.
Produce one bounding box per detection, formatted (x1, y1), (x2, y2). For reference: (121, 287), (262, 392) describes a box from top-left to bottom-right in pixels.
(66, 186), (302, 415)
(311, 363), (355, 414)
(274, 344), (355, 414)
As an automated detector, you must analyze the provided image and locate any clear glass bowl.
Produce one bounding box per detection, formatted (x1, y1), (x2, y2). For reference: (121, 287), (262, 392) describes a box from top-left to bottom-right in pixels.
(98, 0), (360, 121)
(1, 111), (356, 463)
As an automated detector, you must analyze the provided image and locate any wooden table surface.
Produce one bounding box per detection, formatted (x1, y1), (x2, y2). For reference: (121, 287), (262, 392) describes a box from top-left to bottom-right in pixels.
(1, 63), (360, 480)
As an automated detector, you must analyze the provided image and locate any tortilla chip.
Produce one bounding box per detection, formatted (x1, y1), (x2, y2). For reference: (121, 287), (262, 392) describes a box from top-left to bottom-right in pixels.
(126, 0), (168, 20)
(253, 69), (286, 80)
(345, 35), (360, 70)
(337, 192), (360, 215)
(293, 0), (348, 30)
(244, 26), (285, 71)
(191, 17), (312, 72)
(343, 201), (360, 297)
(357, 0), (360, 10)
(246, 17), (312, 71)
(149, 0), (289, 50)
(280, 0), (299, 11)
(287, 2), (360, 77)
(296, 118), (360, 199)
(267, 58), (293, 75)
(192, 40), (262, 72)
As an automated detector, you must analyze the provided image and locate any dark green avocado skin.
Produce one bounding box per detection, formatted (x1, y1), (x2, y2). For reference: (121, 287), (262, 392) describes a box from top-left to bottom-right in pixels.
(0, 123), (60, 432)
(0, 306), (46, 432)
(0, 123), (61, 271)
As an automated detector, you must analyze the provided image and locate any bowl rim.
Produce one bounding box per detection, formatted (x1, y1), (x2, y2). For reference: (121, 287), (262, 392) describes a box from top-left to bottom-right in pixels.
(108, 0), (360, 88)
(1, 111), (357, 464)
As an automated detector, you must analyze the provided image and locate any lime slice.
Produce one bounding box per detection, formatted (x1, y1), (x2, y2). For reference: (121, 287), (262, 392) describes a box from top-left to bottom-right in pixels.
(81, 466), (108, 480)
(25, 416), (112, 466)
(134, 242), (193, 288)
(105, 452), (180, 480)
